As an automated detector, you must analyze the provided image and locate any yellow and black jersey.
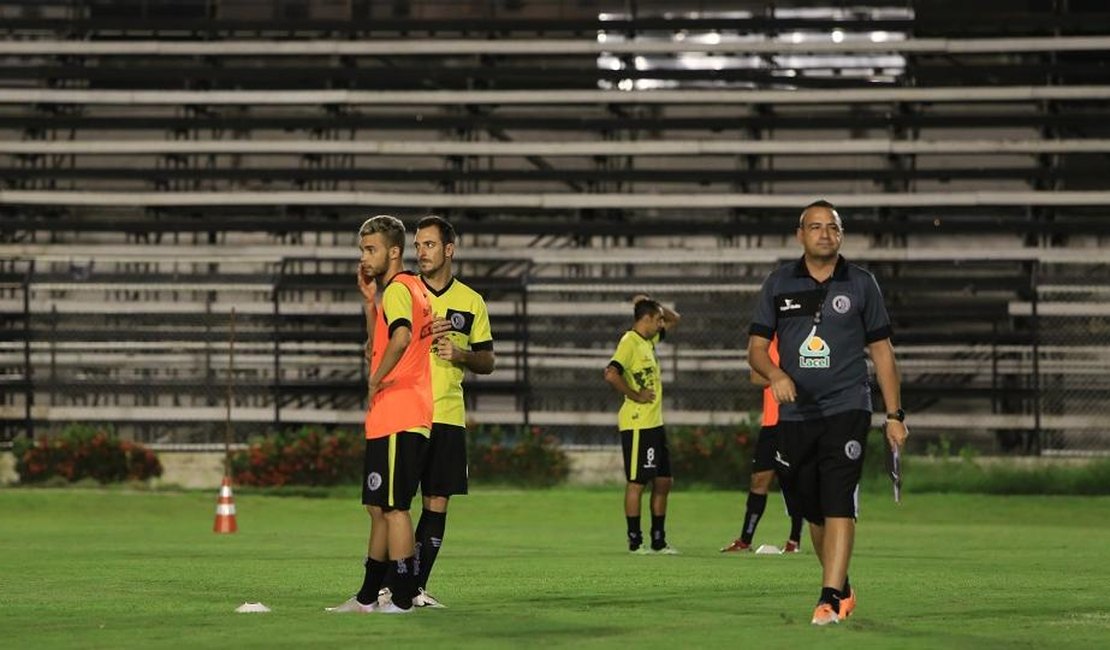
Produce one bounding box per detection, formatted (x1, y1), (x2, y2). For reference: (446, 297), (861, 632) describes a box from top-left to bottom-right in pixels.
(421, 276), (494, 427)
(608, 329), (665, 431)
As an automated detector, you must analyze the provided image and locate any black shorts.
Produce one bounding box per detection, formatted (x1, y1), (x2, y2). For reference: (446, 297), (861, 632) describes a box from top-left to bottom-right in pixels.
(773, 410), (870, 524)
(752, 424), (780, 473)
(421, 422), (469, 498)
(620, 426), (672, 484)
(362, 431), (429, 511)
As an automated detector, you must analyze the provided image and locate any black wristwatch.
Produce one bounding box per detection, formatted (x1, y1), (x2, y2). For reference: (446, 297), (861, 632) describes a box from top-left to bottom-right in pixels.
(886, 408), (906, 422)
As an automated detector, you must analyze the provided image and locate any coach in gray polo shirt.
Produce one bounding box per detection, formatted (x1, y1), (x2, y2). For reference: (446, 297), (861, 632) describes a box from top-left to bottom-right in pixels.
(747, 200), (908, 626)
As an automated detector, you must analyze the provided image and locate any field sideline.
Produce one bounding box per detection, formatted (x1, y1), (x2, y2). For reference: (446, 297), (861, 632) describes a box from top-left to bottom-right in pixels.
(1, 488), (1108, 649)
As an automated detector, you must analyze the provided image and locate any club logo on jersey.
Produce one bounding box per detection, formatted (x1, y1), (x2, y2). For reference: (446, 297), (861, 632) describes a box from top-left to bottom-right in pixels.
(445, 308), (475, 335)
(367, 472), (382, 491)
(844, 440), (862, 460)
(832, 294), (852, 314)
(798, 325), (831, 368)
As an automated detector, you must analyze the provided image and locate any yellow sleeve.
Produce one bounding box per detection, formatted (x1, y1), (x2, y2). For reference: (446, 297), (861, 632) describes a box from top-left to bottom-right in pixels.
(609, 333), (635, 371)
(382, 282), (413, 330)
(470, 295), (493, 347)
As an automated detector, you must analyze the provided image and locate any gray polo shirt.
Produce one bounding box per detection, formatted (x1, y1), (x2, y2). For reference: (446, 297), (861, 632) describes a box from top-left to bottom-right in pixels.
(749, 256), (892, 421)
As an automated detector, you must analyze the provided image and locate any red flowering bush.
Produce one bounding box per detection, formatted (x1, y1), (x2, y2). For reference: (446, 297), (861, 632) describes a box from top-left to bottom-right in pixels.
(667, 420), (759, 489)
(13, 424), (162, 484)
(467, 425), (570, 487)
(230, 426), (362, 487)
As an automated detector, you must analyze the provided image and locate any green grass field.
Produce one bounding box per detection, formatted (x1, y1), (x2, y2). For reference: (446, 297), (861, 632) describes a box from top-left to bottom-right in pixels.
(2, 487), (1108, 649)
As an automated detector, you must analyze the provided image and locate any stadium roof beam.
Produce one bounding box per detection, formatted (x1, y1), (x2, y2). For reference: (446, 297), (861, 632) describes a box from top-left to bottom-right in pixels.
(8, 214), (1110, 237)
(3, 138), (1108, 156)
(6, 244), (1110, 266)
(2, 36), (1109, 56)
(4, 86), (1109, 105)
(3, 190), (1110, 209)
(3, 113), (1105, 132)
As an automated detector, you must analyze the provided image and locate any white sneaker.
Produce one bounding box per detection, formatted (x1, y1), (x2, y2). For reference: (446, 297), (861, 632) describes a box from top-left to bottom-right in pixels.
(651, 545), (680, 555)
(412, 588), (445, 608)
(325, 596), (376, 613)
(372, 585), (417, 612)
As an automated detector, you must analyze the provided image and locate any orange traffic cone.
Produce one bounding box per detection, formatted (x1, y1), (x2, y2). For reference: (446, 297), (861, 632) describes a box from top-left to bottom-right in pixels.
(213, 475), (238, 534)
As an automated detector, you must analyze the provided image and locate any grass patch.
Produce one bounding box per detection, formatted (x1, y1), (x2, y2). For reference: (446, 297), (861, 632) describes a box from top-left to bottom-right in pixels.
(1, 488), (1108, 649)
(899, 457), (1110, 495)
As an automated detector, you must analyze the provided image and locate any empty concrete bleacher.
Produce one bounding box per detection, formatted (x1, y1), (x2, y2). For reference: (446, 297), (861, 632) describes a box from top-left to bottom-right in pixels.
(2, 0), (1109, 452)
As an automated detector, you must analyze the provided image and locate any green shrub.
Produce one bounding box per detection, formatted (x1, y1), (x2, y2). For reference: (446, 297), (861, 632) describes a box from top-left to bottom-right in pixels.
(230, 426), (362, 487)
(666, 421), (759, 489)
(12, 424), (162, 484)
(467, 425), (570, 487)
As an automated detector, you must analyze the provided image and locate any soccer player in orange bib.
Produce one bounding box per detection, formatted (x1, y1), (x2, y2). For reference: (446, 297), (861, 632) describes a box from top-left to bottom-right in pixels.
(720, 337), (806, 554)
(328, 215), (435, 614)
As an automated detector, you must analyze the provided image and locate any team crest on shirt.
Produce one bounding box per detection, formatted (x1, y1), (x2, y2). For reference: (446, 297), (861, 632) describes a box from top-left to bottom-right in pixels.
(445, 308), (475, 335)
(832, 294), (852, 314)
(798, 325), (831, 368)
(367, 472), (382, 491)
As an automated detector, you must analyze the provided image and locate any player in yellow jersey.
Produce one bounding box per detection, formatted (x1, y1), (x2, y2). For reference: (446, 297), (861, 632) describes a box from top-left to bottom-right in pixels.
(604, 294), (680, 553)
(409, 216), (495, 608)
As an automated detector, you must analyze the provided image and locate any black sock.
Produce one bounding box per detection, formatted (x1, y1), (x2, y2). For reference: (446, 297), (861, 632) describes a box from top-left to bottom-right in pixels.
(819, 587), (841, 610)
(741, 492), (768, 544)
(356, 557), (388, 605)
(789, 515), (804, 543)
(841, 575), (851, 597)
(390, 555), (419, 610)
(415, 510), (447, 590)
(626, 516), (642, 549)
(650, 514), (666, 550)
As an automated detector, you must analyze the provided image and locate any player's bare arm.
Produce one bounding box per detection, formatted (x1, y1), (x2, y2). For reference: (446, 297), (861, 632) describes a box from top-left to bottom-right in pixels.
(434, 336), (495, 374)
(748, 335), (796, 403)
(868, 338), (907, 449)
(368, 325), (409, 399)
(603, 365), (654, 403)
(428, 316), (495, 373)
(357, 267), (379, 391)
(632, 293), (681, 331)
(749, 368), (771, 387)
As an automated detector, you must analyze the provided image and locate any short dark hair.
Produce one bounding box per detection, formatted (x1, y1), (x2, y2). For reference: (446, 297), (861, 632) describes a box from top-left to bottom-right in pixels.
(634, 298), (662, 321)
(415, 215), (456, 245)
(799, 199), (842, 228)
(358, 214), (406, 250)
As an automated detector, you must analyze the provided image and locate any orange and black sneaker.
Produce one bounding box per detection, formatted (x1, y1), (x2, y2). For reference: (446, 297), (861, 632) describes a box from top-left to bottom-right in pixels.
(719, 538), (751, 553)
(811, 602), (840, 626)
(838, 587), (856, 620)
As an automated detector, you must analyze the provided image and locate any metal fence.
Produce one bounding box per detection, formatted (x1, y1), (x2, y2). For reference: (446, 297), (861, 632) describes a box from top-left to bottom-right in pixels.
(2, 256), (1108, 455)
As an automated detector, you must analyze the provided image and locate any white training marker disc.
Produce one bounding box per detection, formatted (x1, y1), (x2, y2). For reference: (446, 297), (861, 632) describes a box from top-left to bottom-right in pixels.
(235, 602), (272, 613)
(755, 544), (783, 555)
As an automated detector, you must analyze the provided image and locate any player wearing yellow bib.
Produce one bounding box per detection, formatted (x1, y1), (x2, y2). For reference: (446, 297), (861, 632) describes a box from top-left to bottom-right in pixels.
(410, 216), (495, 608)
(604, 294), (681, 554)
